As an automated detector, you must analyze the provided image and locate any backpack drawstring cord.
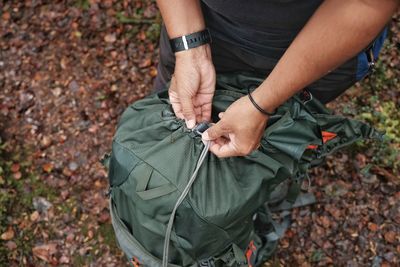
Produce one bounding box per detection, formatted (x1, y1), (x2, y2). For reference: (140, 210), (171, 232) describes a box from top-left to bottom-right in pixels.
(162, 140), (211, 267)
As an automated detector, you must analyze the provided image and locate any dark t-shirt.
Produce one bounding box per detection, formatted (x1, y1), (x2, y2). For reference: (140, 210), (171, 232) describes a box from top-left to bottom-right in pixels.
(200, 0), (357, 103)
(154, 0), (360, 103)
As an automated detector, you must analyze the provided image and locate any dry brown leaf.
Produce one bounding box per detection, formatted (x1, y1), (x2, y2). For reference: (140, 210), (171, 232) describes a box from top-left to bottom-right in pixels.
(32, 243), (57, 262)
(42, 163), (53, 173)
(5, 241), (17, 250)
(2, 12), (10, 21)
(139, 58), (152, 68)
(30, 211), (40, 222)
(384, 231), (397, 244)
(1, 228), (15, 240)
(10, 163), (20, 173)
(368, 223), (379, 232)
(13, 171), (22, 180)
(104, 34), (116, 43)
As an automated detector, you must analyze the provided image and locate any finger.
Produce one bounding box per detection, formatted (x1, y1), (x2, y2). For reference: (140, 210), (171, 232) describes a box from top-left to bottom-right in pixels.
(179, 94), (196, 129)
(202, 121), (229, 141)
(209, 141), (239, 158)
(170, 101), (184, 119)
(201, 104), (212, 122)
(194, 106), (202, 120)
(218, 112), (224, 119)
(169, 80), (185, 119)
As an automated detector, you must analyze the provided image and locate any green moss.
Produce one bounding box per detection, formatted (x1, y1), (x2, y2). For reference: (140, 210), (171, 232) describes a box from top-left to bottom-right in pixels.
(0, 141), (57, 264)
(97, 223), (119, 253)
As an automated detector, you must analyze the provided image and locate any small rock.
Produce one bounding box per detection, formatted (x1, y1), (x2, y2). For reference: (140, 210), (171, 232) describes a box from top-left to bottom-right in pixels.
(68, 161), (78, 171)
(33, 197), (53, 213)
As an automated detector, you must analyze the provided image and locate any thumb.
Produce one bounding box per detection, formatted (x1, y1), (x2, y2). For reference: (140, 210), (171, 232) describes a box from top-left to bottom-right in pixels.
(202, 121), (229, 141)
(179, 95), (196, 129)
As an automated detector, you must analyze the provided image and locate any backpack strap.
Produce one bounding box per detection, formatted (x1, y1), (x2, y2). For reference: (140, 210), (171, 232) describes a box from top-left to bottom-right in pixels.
(199, 244), (248, 267)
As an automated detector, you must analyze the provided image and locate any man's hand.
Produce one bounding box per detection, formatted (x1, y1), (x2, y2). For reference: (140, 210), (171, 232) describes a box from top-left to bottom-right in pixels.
(202, 95), (268, 157)
(169, 44), (216, 129)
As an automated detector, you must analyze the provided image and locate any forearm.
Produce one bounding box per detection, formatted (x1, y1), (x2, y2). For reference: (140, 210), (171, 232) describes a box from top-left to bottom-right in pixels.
(253, 0), (399, 111)
(156, 0), (205, 38)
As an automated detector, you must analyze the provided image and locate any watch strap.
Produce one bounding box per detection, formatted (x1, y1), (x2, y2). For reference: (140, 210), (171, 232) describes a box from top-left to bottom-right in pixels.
(169, 29), (212, 53)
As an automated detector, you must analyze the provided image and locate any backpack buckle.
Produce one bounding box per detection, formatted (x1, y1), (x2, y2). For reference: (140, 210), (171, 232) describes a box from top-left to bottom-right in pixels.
(193, 122), (211, 136)
(299, 89), (313, 104)
(199, 258), (215, 267)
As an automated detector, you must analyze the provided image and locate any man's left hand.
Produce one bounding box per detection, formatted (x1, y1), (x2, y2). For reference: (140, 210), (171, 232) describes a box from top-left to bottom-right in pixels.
(202, 95), (268, 157)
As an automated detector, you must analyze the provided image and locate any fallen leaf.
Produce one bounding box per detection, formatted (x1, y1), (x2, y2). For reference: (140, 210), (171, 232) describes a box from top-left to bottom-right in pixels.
(10, 163), (20, 173)
(139, 58), (151, 68)
(2, 12), (10, 21)
(59, 255), (70, 264)
(30, 211), (40, 222)
(384, 231), (396, 243)
(32, 243), (57, 262)
(149, 66), (158, 77)
(368, 223), (379, 232)
(104, 33), (116, 43)
(40, 136), (52, 148)
(320, 216), (331, 228)
(42, 163), (53, 173)
(1, 228), (15, 240)
(13, 171), (22, 180)
(5, 241), (17, 250)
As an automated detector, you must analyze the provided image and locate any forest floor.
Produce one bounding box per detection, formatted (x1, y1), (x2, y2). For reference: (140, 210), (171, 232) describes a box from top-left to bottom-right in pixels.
(0, 1), (399, 266)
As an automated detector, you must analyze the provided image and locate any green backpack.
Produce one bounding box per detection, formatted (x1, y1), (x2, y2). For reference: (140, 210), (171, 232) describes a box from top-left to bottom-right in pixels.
(103, 73), (381, 267)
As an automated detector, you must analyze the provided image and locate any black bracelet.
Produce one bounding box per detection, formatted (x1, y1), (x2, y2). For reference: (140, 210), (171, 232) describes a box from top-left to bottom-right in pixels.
(247, 87), (276, 116)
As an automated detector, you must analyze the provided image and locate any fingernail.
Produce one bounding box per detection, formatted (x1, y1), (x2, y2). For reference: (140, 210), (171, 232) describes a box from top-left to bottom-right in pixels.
(202, 131), (210, 140)
(186, 119), (195, 129)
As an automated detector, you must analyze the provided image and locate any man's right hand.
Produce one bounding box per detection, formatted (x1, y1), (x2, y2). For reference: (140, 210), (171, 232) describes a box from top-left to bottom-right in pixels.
(169, 44), (216, 129)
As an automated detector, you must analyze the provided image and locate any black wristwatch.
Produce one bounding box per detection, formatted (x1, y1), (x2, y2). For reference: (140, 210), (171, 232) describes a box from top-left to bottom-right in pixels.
(169, 29), (212, 53)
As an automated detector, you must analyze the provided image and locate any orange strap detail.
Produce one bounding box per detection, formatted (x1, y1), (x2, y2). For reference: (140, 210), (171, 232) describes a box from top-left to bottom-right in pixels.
(245, 240), (257, 267)
(307, 131), (337, 150)
(130, 257), (141, 267)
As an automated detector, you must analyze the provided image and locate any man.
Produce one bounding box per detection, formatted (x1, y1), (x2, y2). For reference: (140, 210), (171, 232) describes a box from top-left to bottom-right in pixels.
(154, 0), (399, 158)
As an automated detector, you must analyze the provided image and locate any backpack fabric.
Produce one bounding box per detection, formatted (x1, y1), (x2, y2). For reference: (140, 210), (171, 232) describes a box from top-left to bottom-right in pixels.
(103, 73), (381, 267)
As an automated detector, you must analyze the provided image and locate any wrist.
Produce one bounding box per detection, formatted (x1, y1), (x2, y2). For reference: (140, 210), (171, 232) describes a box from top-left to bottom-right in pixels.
(175, 44), (212, 62)
(249, 86), (279, 116)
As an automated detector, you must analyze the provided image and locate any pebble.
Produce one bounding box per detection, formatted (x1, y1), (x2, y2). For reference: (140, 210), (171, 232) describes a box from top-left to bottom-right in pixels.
(68, 161), (78, 171)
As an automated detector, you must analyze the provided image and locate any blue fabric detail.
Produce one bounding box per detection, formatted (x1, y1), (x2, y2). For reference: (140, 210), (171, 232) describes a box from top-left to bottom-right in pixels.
(356, 27), (388, 81)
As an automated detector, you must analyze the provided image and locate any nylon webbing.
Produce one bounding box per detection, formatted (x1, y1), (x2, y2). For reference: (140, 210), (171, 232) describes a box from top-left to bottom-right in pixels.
(162, 140), (211, 267)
